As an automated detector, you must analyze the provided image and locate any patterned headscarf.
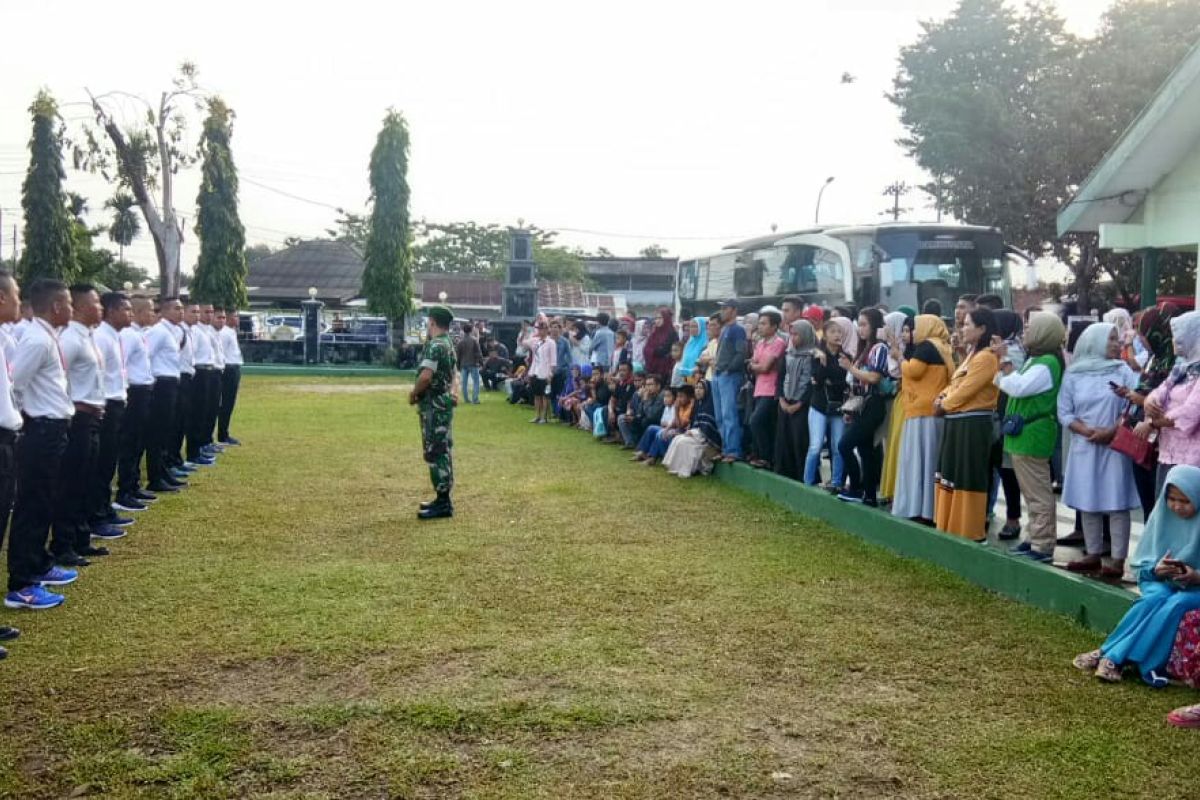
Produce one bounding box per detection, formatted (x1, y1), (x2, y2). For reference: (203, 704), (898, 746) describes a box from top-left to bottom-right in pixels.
(1137, 304), (1180, 389)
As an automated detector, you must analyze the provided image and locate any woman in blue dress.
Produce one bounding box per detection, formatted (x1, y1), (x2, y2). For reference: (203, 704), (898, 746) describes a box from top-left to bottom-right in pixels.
(1073, 465), (1200, 685)
(1057, 323), (1142, 578)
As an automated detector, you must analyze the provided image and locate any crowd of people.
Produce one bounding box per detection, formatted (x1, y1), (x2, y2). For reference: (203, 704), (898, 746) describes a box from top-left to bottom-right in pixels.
(491, 294), (1200, 723)
(0, 274), (245, 661)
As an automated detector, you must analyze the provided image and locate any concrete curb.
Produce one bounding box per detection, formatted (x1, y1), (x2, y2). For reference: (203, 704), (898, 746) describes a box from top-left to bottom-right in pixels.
(714, 462), (1134, 633)
(243, 365), (415, 378)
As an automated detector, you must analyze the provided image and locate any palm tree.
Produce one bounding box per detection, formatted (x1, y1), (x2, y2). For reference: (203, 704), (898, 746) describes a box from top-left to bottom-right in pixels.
(105, 191), (141, 264)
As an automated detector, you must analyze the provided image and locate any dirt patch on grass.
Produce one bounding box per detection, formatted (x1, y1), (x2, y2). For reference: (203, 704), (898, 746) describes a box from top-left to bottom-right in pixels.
(288, 383), (411, 394)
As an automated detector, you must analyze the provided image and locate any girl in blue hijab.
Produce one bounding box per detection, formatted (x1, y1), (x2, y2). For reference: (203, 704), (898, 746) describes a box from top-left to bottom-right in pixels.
(673, 316), (709, 386)
(1074, 465), (1200, 686)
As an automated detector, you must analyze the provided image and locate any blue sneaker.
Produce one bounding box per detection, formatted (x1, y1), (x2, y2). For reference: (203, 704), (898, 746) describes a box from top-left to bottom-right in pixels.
(219, 436), (241, 446)
(1145, 669), (1171, 689)
(92, 525), (127, 540)
(177, 463), (198, 473)
(188, 456), (216, 467)
(5, 585), (65, 610)
(107, 515), (135, 528)
(1009, 541), (1032, 554)
(35, 566), (79, 587)
(169, 468), (190, 481)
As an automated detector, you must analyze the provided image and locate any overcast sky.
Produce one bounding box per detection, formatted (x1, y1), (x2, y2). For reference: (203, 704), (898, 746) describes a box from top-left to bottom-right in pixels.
(0, 0), (1109, 277)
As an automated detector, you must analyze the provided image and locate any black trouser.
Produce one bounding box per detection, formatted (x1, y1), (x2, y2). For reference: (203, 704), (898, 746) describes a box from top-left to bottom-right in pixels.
(998, 467), (1021, 522)
(0, 429), (18, 584)
(52, 410), (101, 557)
(774, 402), (809, 481)
(749, 395), (777, 464)
(89, 399), (125, 524)
(207, 370), (223, 446)
(8, 418), (68, 591)
(1134, 460), (1157, 519)
(118, 385), (153, 497)
(147, 376), (179, 485)
(189, 369), (219, 458)
(217, 365), (241, 441)
(837, 395), (887, 502)
(171, 374), (192, 468)
(482, 369), (506, 390)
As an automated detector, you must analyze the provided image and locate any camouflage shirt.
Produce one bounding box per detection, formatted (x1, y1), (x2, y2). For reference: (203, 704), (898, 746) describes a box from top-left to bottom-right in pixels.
(419, 334), (457, 410)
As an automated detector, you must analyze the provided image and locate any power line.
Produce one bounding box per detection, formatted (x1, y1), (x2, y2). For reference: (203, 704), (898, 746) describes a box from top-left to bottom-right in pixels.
(239, 176), (344, 211)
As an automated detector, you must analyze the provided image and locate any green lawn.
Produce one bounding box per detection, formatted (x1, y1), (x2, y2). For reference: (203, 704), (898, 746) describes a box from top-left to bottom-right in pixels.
(0, 375), (1195, 799)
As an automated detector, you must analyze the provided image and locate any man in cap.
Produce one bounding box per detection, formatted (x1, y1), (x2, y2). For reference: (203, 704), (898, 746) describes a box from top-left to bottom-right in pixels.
(408, 305), (457, 520)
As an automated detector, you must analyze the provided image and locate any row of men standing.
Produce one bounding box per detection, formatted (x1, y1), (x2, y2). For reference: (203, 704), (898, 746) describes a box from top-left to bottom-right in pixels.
(0, 276), (244, 659)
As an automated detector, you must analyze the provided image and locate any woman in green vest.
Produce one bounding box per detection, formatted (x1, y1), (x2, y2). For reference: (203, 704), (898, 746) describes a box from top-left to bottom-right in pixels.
(993, 312), (1067, 562)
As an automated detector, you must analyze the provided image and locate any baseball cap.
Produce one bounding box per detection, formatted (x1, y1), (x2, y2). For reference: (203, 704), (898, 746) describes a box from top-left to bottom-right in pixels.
(718, 298), (739, 309)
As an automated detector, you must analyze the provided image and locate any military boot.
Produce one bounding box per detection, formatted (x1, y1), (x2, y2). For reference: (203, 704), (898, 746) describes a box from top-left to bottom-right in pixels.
(417, 492), (454, 520)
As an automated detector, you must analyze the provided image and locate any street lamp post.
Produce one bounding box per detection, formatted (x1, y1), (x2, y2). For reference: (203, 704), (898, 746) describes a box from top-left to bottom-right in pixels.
(814, 176), (835, 224)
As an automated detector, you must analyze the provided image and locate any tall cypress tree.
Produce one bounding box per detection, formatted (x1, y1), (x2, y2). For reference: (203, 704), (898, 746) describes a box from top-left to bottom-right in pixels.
(19, 90), (76, 284)
(362, 109), (412, 322)
(191, 97), (247, 308)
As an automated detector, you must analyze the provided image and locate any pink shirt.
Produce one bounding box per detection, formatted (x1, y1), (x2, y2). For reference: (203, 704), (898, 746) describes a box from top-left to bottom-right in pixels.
(752, 336), (787, 398)
(1149, 374), (1200, 467)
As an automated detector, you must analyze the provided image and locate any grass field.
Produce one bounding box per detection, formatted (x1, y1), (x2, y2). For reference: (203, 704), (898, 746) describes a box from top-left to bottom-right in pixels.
(0, 375), (1196, 799)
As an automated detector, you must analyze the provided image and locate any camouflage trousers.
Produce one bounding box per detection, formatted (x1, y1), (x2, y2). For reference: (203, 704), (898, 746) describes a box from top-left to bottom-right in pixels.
(419, 404), (454, 494)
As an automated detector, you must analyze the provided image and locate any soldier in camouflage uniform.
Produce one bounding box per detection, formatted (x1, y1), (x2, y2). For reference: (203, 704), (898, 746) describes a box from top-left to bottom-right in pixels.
(409, 305), (457, 520)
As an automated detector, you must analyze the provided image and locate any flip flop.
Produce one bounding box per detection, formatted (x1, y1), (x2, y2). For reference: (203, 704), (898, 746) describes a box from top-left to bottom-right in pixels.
(1167, 705), (1200, 728)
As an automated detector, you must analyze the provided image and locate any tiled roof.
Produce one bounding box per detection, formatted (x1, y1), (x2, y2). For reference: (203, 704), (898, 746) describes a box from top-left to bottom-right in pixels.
(415, 273), (502, 307)
(538, 282), (586, 309)
(246, 240), (365, 304)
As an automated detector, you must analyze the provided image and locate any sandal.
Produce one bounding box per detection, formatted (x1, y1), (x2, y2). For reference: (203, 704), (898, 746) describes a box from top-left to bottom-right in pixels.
(1073, 649), (1102, 671)
(1166, 704), (1200, 728)
(1095, 658), (1123, 683)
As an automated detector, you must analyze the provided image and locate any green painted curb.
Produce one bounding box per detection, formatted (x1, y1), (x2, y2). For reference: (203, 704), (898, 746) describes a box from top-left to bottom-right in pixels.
(242, 365), (416, 378)
(715, 462), (1135, 633)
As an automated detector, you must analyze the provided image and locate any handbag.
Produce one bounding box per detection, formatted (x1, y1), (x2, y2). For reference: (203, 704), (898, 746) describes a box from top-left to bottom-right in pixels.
(841, 394), (865, 416)
(1110, 407), (1157, 470)
(1001, 411), (1051, 437)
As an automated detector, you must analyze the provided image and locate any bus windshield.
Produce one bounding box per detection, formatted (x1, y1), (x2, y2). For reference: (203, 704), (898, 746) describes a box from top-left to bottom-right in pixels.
(838, 227), (1008, 311)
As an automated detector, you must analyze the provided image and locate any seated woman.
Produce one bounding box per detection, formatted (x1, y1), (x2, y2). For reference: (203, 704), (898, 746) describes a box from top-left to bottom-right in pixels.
(557, 364), (591, 425)
(634, 386), (695, 466)
(1073, 465), (1200, 686)
(662, 379), (722, 478)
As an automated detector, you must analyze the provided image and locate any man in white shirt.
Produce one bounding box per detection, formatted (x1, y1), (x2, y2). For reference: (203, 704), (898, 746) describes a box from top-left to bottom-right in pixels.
(217, 307), (244, 446)
(187, 304), (219, 466)
(11, 301), (31, 342)
(47, 284), (112, 568)
(144, 297), (187, 494)
(115, 297), (158, 511)
(89, 292), (135, 533)
(206, 308), (227, 453)
(0, 272), (26, 642)
(4, 279), (77, 612)
(170, 303), (198, 473)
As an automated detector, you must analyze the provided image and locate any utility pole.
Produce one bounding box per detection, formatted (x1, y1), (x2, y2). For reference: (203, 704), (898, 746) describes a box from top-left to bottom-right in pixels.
(882, 181), (911, 221)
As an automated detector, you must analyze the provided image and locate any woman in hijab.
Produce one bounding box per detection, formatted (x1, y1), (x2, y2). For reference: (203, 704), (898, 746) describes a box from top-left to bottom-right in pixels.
(642, 307), (679, 382)
(995, 312), (1065, 559)
(1137, 311), (1200, 492)
(933, 308), (1001, 539)
(663, 379), (722, 477)
(674, 316), (708, 386)
(1074, 465), (1200, 687)
(836, 308), (891, 505)
(1103, 307), (1142, 372)
(1058, 322), (1142, 577)
(879, 311), (911, 503)
(989, 310), (1026, 540)
(774, 319), (817, 481)
(892, 314), (953, 522)
(630, 319), (650, 373)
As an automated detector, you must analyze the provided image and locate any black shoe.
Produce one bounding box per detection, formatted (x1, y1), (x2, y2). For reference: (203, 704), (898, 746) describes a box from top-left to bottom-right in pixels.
(55, 552), (90, 567)
(417, 500), (454, 520)
(146, 481), (180, 494)
(419, 497), (440, 510)
(164, 477), (188, 488)
(114, 495), (147, 512)
(134, 489), (159, 503)
(0, 626), (18, 641)
(0, 646), (6, 660)
(79, 545), (110, 558)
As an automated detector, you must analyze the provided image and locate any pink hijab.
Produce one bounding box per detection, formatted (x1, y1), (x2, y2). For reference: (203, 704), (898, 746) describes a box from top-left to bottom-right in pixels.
(828, 316), (857, 359)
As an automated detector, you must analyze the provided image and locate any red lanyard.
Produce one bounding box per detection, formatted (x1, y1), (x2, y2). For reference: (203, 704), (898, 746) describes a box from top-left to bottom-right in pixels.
(35, 319), (67, 372)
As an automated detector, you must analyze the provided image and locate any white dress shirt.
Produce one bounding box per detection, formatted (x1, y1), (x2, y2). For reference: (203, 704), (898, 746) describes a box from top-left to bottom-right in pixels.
(212, 326), (226, 370)
(12, 318), (73, 419)
(60, 321), (106, 408)
(146, 319), (183, 379)
(11, 319), (29, 342)
(218, 325), (243, 366)
(94, 322), (127, 402)
(192, 322), (215, 366)
(0, 328), (23, 431)
(995, 362), (1054, 396)
(120, 324), (154, 387)
(179, 322), (195, 376)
